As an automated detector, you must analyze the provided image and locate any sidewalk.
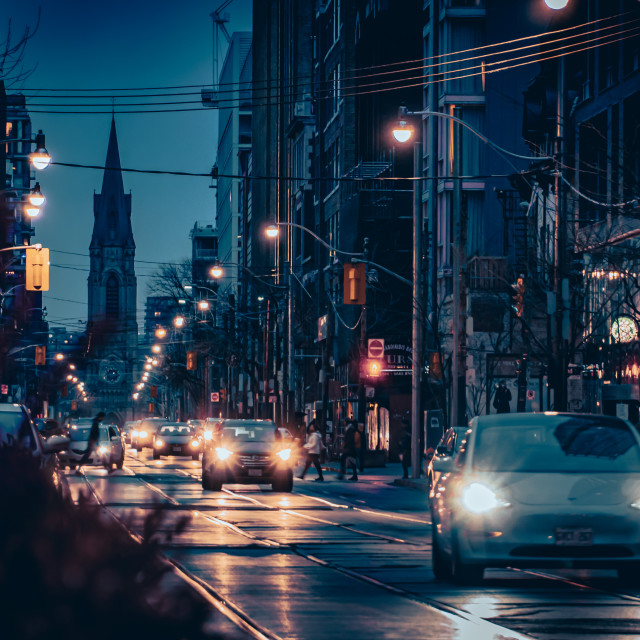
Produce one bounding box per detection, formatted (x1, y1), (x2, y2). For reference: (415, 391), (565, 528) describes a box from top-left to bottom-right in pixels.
(306, 460), (430, 492)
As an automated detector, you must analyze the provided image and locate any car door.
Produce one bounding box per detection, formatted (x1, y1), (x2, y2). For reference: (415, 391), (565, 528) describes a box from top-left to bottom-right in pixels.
(108, 425), (123, 460)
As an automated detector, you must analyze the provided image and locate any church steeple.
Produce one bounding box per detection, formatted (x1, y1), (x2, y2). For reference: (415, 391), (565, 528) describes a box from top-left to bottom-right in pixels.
(91, 116), (135, 249)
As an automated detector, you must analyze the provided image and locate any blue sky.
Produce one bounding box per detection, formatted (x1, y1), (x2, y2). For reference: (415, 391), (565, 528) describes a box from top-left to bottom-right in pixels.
(6, 0), (252, 331)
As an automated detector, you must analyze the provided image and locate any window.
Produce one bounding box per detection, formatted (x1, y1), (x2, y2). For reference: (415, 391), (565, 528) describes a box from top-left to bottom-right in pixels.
(106, 273), (119, 319)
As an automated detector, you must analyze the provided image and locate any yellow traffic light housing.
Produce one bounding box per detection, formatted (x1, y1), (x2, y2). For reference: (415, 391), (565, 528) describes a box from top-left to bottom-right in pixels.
(186, 351), (197, 370)
(25, 247), (50, 291)
(368, 359), (383, 377)
(343, 263), (366, 305)
(35, 345), (46, 365)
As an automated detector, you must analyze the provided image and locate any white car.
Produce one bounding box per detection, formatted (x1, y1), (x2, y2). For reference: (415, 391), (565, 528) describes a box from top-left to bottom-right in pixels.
(61, 422), (125, 470)
(431, 412), (640, 584)
(426, 426), (470, 493)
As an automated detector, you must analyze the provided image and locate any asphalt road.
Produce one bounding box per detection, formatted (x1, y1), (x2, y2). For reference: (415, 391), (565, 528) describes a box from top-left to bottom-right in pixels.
(67, 448), (640, 640)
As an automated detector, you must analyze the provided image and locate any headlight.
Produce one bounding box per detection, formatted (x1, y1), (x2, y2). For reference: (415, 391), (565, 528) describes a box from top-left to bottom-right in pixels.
(132, 430), (139, 437)
(139, 430), (148, 438)
(97, 445), (108, 455)
(155, 438), (164, 447)
(190, 440), (200, 448)
(277, 448), (292, 461)
(215, 447), (233, 460)
(460, 482), (510, 514)
(204, 429), (213, 441)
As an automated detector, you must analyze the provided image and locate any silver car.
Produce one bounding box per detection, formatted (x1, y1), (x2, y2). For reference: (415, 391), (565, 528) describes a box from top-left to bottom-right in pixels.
(431, 412), (640, 584)
(61, 422), (125, 471)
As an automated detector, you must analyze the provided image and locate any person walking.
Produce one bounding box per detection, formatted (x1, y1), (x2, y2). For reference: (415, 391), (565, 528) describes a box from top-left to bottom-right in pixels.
(338, 420), (358, 481)
(399, 418), (412, 479)
(76, 411), (106, 475)
(493, 381), (512, 414)
(354, 422), (365, 473)
(297, 424), (325, 481)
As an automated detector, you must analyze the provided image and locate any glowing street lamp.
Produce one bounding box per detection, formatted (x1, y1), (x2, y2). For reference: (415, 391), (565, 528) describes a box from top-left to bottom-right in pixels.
(544, 0), (569, 8)
(209, 261), (223, 279)
(265, 225), (279, 239)
(391, 120), (413, 143)
(155, 327), (167, 338)
(28, 183), (46, 207)
(29, 131), (52, 170)
(152, 344), (161, 354)
(174, 315), (185, 328)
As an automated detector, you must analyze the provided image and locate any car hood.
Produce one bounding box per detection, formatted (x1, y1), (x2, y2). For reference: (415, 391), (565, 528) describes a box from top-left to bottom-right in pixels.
(478, 472), (640, 506)
(225, 441), (275, 455)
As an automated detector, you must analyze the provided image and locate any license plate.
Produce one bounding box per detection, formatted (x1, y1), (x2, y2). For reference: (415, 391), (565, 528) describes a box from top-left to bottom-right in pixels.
(248, 469), (262, 477)
(172, 446), (182, 452)
(555, 527), (593, 546)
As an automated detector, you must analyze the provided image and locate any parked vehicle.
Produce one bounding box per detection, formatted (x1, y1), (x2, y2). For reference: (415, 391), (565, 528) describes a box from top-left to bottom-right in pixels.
(426, 426), (470, 493)
(201, 419), (294, 492)
(153, 423), (201, 460)
(0, 403), (69, 494)
(131, 417), (168, 450)
(60, 422), (125, 470)
(431, 412), (640, 585)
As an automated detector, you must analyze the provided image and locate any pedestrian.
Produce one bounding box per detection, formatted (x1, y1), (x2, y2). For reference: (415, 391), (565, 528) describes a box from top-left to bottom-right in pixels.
(76, 411), (106, 475)
(297, 424), (325, 481)
(493, 381), (512, 414)
(355, 422), (365, 472)
(399, 418), (412, 479)
(338, 419), (358, 481)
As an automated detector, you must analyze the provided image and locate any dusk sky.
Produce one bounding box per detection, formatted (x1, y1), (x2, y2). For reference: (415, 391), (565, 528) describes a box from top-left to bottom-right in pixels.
(7, 0), (252, 331)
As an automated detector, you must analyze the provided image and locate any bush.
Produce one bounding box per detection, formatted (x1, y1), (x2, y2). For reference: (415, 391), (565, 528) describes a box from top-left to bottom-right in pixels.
(0, 447), (222, 639)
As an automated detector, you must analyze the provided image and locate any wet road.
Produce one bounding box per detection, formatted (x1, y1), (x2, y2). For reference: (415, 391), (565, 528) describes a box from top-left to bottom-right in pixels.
(67, 448), (640, 640)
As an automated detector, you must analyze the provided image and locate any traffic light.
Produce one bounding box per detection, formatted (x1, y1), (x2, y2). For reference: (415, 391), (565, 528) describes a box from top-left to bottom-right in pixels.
(35, 345), (46, 365)
(509, 275), (525, 317)
(363, 358), (383, 378)
(343, 263), (366, 305)
(25, 247), (50, 291)
(186, 351), (197, 370)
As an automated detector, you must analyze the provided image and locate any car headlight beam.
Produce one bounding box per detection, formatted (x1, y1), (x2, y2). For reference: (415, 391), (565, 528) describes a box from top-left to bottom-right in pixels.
(215, 447), (233, 461)
(190, 440), (200, 448)
(155, 439), (164, 447)
(277, 448), (291, 461)
(461, 482), (510, 514)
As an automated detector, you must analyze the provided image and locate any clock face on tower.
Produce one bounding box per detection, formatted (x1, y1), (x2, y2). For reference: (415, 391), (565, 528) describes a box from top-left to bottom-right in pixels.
(99, 358), (125, 385)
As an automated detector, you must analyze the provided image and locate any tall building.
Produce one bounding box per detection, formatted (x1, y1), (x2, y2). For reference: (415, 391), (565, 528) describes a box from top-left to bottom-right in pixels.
(86, 117), (138, 421)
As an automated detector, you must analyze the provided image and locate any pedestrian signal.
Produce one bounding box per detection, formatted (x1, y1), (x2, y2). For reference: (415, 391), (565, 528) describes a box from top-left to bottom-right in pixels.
(343, 263), (366, 305)
(26, 247), (50, 291)
(35, 345), (46, 365)
(186, 351), (197, 370)
(367, 359), (383, 377)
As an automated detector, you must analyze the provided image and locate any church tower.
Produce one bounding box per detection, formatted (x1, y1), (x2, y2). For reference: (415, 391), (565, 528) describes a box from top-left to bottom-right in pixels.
(87, 117), (138, 419)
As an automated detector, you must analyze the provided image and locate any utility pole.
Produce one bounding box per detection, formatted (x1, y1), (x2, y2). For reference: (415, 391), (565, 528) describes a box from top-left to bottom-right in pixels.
(451, 108), (466, 427)
(553, 55), (568, 410)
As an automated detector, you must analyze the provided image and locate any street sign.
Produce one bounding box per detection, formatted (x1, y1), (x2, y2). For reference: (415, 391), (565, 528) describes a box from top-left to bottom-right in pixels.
(210, 391), (220, 402)
(368, 339), (384, 358)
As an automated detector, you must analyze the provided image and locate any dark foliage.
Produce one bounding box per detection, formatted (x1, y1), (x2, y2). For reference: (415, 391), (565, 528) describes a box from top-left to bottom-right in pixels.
(0, 447), (222, 639)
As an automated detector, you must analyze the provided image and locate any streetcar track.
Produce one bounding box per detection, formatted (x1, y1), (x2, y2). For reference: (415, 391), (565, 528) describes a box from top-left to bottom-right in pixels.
(102, 454), (640, 636)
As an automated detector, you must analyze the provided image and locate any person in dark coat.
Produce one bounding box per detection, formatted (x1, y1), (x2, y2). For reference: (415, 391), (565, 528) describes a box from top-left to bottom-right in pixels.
(493, 381), (512, 414)
(338, 420), (358, 481)
(76, 411), (106, 474)
(399, 418), (412, 479)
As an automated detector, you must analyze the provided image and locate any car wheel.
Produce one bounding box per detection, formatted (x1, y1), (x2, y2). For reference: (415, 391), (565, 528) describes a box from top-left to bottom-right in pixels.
(431, 529), (452, 580)
(116, 455), (124, 469)
(451, 536), (484, 585)
(192, 452), (200, 461)
(153, 451), (160, 460)
(273, 472), (293, 492)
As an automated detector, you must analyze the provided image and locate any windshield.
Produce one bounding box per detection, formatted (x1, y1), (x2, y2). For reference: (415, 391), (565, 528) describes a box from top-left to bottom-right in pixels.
(159, 425), (194, 436)
(69, 426), (110, 442)
(222, 425), (276, 443)
(472, 415), (640, 473)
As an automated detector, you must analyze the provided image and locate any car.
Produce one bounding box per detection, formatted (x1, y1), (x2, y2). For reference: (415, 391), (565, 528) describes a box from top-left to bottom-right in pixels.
(131, 417), (168, 450)
(60, 421), (125, 470)
(33, 417), (64, 438)
(426, 426), (470, 493)
(201, 419), (294, 492)
(153, 423), (201, 460)
(122, 420), (139, 444)
(430, 412), (640, 585)
(0, 403), (69, 494)
(187, 419), (204, 438)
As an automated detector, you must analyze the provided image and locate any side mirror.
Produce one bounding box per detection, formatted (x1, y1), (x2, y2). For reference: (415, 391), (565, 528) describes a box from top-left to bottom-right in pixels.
(43, 435), (70, 454)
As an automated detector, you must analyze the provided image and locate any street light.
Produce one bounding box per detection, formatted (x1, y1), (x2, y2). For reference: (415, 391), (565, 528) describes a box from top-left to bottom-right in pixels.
(544, 0), (569, 8)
